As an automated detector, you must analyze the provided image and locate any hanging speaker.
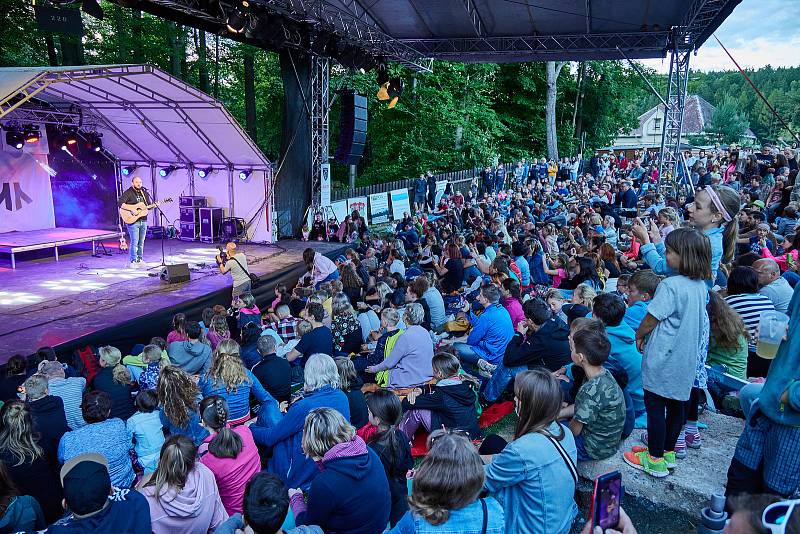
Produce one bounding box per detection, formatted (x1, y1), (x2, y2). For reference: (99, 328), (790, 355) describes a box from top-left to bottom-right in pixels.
(334, 91), (368, 166)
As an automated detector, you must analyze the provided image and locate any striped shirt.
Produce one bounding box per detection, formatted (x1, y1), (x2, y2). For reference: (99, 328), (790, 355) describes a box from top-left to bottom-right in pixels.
(47, 376), (87, 430)
(725, 293), (776, 351)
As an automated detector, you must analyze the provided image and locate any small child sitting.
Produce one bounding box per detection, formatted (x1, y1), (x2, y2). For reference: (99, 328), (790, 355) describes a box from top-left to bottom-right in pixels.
(399, 352), (481, 440)
(137, 344), (163, 391)
(624, 270), (660, 331)
(127, 389), (165, 474)
(560, 318), (625, 461)
(749, 223), (775, 254)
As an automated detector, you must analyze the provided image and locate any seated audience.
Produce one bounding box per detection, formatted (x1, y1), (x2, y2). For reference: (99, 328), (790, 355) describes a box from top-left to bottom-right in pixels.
(166, 313), (188, 345)
(753, 258), (793, 314)
(139, 435), (228, 533)
(157, 366), (209, 446)
(366, 303), (434, 390)
(0, 355), (26, 402)
(725, 266), (777, 378)
(23, 373), (69, 467)
(250, 354), (350, 491)
(37, 360), (87, 430)
(137, 344), (163, 391)
(453, 284), (515, 370)
(706, 291), (749, 380)
(251, 335), (292, 403)
(287, 303), (333, 365)
(198, 396), (261, 515)
(127, 389), (164, 475)
(91, 346), (136, 421)
(168, 321), (213, 375)
(290, 408), (390, 534)
(330, 293), (363, 356)
(0, 460), (47, 532)
(390, 430), (505, 533)
(335, 357), (368, 429)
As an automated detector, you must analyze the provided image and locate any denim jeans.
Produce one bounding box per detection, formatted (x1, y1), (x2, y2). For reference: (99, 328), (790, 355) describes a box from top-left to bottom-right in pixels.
(452, 342), (480, 365)
(127, 220), (147, 262)
(483, 362), (528, 402)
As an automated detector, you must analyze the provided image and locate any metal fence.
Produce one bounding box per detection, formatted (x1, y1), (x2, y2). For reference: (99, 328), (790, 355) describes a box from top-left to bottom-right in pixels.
(331, 166), (482, 202)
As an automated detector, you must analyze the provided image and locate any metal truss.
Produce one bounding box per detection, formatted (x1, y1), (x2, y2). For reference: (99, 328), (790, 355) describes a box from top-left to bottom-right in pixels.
(309, 56), (330, 206)
(658, 31), (692, 183)
(461, 0), (485, 38)
(399, 31), (670, 60)
(681, 0), (739, 47)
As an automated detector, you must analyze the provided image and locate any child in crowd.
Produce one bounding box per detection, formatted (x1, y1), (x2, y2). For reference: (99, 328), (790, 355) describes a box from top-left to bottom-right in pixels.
(399, 352), (481, 440)
(541, 253), (569, 288)
(613, 273), (631, 300)
(706, 291), (749, 381)
(624, 270), (660, 332)
(207, 315), (231, 351)
(365, 308), (404, 382)
(365, 390), (413, 527)
(166, 313), (188, 345)
(127, 389), (165, 474)
(200, 307), (215, 333)
(749, 223), (775, 255)
(137, 344), (163, 391)
(560, 318), (625, 460)
(623, 228), (711, 477)
(545, 288), (568, 324)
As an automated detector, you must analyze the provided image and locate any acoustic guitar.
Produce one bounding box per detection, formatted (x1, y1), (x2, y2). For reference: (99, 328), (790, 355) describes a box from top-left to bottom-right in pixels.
(119, 198), (173, 225)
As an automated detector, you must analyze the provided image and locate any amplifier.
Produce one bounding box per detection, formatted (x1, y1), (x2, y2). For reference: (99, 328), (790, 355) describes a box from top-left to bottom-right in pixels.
(180, 207), (200, 223)
(178, 221), (198, 241)
(199, 207), (224, 243)
(179, 196), (207, 208)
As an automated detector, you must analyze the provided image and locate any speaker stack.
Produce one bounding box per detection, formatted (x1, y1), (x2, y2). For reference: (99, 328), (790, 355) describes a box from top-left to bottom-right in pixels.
(335, 91), (368, 166)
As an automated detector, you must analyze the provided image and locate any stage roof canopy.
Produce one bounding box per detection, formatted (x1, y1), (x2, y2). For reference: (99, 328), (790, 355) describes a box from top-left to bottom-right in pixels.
(127, 0), (742, 69)
(0, 64), (271, 169)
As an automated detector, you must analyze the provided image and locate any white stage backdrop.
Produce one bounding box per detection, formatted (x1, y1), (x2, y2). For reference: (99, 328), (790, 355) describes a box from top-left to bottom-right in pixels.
(0, 144), (55, 233)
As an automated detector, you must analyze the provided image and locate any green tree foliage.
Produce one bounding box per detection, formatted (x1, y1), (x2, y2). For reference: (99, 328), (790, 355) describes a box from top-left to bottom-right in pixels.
(688, 95), (751, 145)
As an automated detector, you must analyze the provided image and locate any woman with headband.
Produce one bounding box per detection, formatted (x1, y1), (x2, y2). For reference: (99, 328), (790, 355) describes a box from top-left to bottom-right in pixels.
(631, 184), (740, 285)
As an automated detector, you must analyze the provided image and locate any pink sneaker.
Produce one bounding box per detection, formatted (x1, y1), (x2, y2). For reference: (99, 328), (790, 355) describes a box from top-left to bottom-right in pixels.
(685, 432), (702, 449)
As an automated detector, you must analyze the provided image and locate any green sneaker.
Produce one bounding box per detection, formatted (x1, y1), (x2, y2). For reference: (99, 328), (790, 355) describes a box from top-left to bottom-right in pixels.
(663, 451), (677, 469)
(623, 450), (669, 478)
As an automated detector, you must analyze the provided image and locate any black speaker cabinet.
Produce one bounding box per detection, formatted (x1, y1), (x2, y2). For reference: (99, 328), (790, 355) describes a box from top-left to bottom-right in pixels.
(335, 91), (368, 166)
(160, 263), (190, 284)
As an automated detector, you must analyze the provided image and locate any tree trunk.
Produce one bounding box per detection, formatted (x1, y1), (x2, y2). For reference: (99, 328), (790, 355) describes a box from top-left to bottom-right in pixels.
(243, 48), (257, 141)
(213, 35), (220, 99)
(454, 73), (470, 152)
(58, 34), (84, 66)
(44, 34), (59, 66)
(170, 23), (183, 77)
(572, 62), (585, 141)
(131, 10), (144, 62)
(546, 61), (566, 161)
(198, 30), (209, 93)
(112, 5), (125, 62)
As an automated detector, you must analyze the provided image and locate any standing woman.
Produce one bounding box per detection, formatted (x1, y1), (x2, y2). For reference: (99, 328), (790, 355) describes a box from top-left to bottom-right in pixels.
(0, 401), (63, 523)
(483, 370), (578, 534)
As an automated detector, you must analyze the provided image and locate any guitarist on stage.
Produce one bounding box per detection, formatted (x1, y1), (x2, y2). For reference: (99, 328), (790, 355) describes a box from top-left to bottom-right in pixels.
(118, 176), (152, 268)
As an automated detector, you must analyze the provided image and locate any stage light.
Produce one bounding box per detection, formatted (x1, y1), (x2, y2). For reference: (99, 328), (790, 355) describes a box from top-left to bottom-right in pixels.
(226, 0), (250, 33)
(5, 128), (24, 150)
(159, 165), (179, 177)
(122, 165), (139, 176)
(23, 125), (40, 144)
(85, 131), (103, 152)
(197, 166), (213, 178)
(238, 169), (252, 181)
(63, 127), (78, 148)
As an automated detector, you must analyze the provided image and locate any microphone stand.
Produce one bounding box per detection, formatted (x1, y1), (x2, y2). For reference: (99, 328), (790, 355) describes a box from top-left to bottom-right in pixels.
(145, 192), (168, 271)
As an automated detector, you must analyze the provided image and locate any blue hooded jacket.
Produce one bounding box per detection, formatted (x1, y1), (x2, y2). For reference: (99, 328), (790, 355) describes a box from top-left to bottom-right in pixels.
(623, 300), (648, 332)
(250, 385), (350, 491)
(758, 285), (800, 426)
(605, 322), (646, 428)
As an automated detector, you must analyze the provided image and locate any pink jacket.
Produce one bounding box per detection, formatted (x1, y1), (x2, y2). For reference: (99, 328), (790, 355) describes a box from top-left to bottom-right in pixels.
(312, 253), (338, 285)
(503, 296), (525, 329)
(199, 425), (261, 515)
(762, 246), (798, 272)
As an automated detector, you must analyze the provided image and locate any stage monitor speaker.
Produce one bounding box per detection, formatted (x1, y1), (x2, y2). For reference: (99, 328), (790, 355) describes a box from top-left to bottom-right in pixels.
(160, 263), (190, 284)
(334, 91), (368, 166)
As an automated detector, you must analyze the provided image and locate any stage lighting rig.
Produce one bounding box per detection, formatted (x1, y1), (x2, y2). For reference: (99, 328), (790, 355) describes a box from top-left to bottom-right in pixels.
(122, 165), (139, 176)
(3, 124), (24, 150)
(197, 166), (213, 178)
(225, 0), (250, 34)
(60, 126), (79, 150)
(85, 131), (103, 152)
(238, 169), (252, 180)
(23, 125), (40, 144)
(159, 165), (181, 177)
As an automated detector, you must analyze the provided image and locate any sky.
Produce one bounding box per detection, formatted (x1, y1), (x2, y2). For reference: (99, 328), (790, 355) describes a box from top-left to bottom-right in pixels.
(639, 0), (800, 73)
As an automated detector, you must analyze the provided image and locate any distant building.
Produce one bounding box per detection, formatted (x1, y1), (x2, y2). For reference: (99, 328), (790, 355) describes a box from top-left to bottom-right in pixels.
(608, 95), (756, 152)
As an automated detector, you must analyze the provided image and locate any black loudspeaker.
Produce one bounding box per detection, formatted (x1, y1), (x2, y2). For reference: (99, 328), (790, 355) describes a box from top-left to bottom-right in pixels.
(334, 91), (368, 166)
(160, 263), (190, 284)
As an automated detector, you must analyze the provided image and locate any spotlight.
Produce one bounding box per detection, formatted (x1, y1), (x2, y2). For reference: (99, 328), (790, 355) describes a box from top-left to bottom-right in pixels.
(226, 0), (250, 33)
(61, 126), (78, 150)
(238, 169), (252, 181)
(122, 165), (139, 176)
(85, 131), (103, 152)
(4, 126), (24, 150)
(159, 165), (179, 177)
(23, 125), (40, 144)
(197, 166), (213, 178)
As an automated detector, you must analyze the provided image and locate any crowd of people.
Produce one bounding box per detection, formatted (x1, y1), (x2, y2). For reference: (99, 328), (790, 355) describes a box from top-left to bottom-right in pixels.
(1, 142), (800, 533)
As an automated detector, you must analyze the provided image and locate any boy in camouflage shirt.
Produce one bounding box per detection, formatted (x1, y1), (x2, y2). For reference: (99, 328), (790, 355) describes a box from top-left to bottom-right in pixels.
(560, 318), (626, 460)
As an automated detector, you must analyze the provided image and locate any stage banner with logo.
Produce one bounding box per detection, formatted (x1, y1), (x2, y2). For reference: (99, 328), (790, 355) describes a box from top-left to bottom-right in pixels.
(320, 163), (331, 207)
(390, 188), (411, 220)
(368, 192), (390, 224)
(0, 149), (55, 233)
(347, 196), (368, 218)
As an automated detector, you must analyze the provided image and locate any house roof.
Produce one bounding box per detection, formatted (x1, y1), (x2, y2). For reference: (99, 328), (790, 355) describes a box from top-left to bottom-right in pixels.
(627, 95), (756, 139)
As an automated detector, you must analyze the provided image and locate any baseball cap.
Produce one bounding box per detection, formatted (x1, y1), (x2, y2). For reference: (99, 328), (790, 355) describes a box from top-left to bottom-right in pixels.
(60, 453), (111, 516)
(752, 200), (766, 209)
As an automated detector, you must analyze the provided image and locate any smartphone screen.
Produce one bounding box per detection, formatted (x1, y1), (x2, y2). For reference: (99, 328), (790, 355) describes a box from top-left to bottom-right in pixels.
(593, 471), (622, 529)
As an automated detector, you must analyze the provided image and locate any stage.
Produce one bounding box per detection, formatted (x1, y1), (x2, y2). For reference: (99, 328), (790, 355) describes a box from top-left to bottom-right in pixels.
(0, 237), (345, 363)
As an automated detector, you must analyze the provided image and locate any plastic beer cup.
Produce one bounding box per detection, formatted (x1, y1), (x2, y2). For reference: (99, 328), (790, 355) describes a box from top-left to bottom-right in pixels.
(756, 311), (790, 359)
